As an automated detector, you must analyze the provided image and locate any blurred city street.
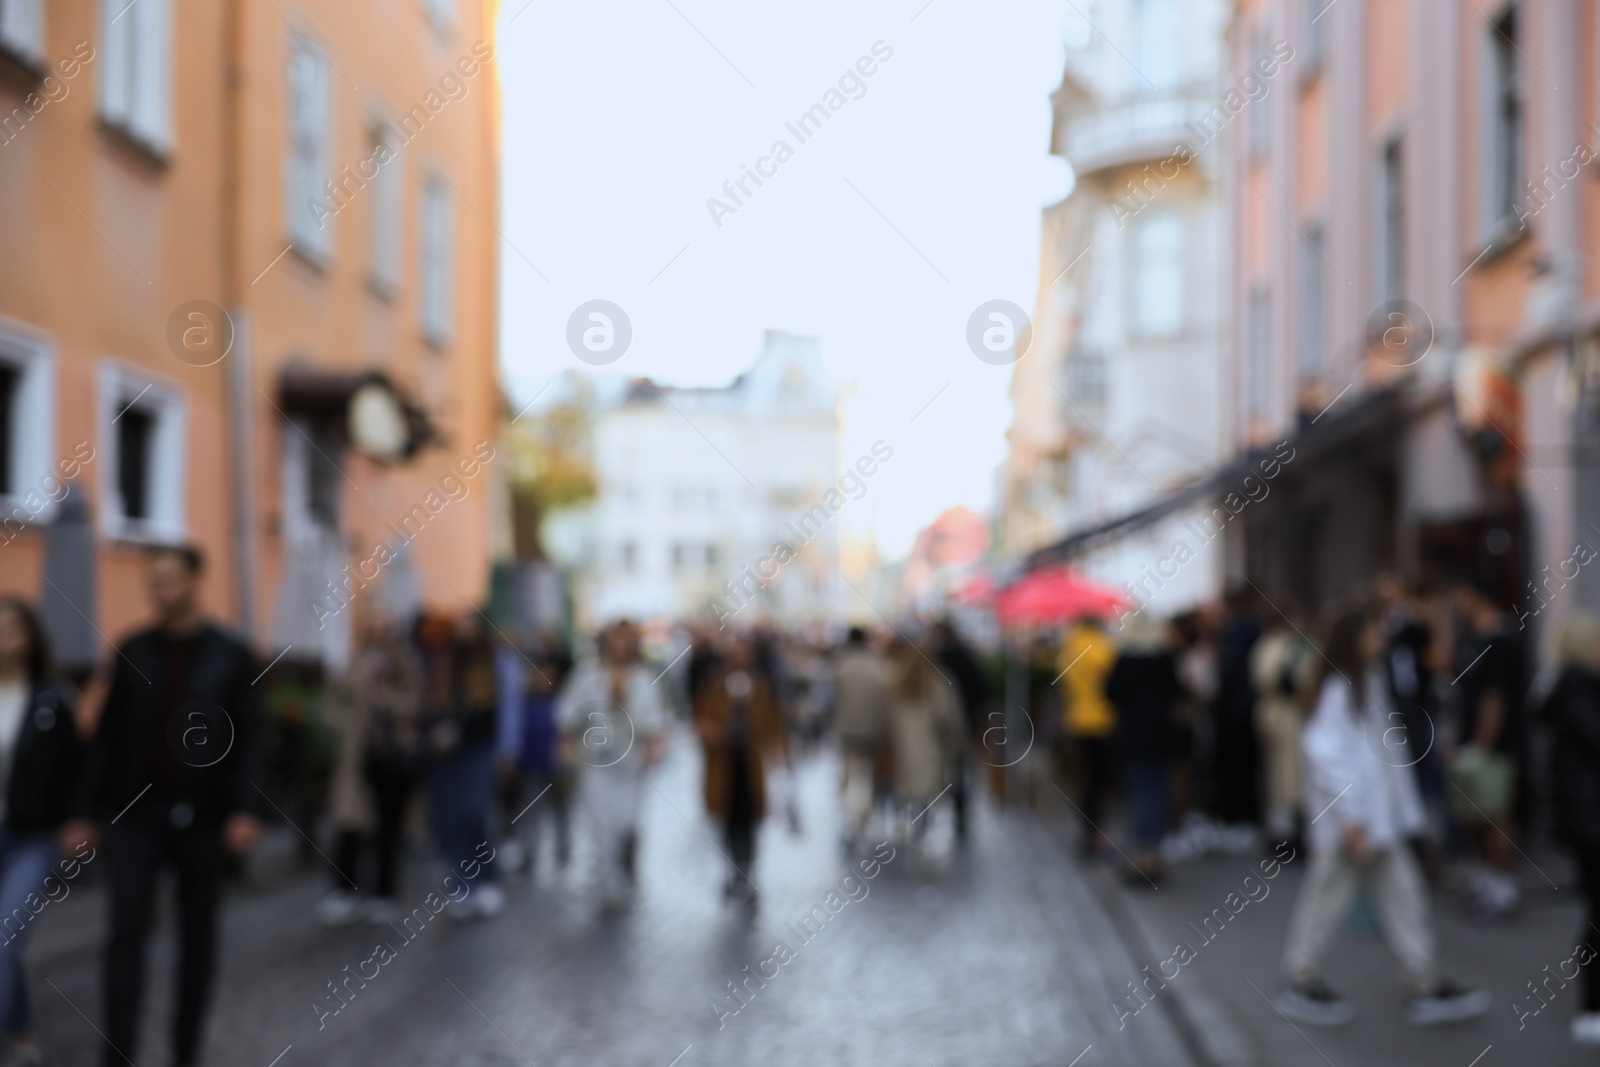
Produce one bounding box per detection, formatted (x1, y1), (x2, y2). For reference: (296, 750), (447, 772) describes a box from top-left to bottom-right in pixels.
(6, 0), (1600, 1063)
(26, 739), (1200, 1067)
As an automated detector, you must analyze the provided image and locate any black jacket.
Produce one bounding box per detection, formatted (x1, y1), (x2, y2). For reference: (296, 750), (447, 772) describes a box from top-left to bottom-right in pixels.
(77, 623), (263, 826)
(5, 677), (85, 835)
(1107, 651), (1180, 761)
(1543, 665), (1600, 848)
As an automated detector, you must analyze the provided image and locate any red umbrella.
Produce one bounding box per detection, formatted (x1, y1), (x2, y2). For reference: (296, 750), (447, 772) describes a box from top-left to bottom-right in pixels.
(995, 567), (1129, 625)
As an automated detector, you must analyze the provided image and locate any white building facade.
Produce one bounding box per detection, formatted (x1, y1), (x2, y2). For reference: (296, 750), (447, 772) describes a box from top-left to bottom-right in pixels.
(583, 331), (843, 627)
(1018, 0), (1235, 615)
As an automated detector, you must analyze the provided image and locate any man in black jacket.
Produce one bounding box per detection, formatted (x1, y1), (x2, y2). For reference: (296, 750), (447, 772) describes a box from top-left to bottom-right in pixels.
(62, 545), (263, 1067)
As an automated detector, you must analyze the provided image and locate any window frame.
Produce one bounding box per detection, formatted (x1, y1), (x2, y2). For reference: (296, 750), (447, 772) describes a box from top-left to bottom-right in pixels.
(98, 0), (173, 155)
(419, 173), (453, 348)
(0, 0), (44, 70)
(97, 361), (187, 544)
(1128, 208), (1186, 341)
(0, 316), (57, 527)
(285, 27), (335, 264)
(1479, 1), (1524, 241)
(366, 115), (403, 298)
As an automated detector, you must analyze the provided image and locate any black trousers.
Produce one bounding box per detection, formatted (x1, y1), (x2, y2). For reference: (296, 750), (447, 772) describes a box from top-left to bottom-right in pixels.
(1577, 844), (1600, 1013)
(104, 813), (226, 1067)
(335, 761), (414, 898)
(1211, 720), (1261, 825)
(724, 744), (756, 879)
(1074, 736), (1114, 832)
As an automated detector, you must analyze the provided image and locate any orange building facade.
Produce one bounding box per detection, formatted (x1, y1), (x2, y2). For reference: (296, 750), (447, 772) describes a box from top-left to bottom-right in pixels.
(0, 0), (503, 669)
(1226, 0), (1600, 638)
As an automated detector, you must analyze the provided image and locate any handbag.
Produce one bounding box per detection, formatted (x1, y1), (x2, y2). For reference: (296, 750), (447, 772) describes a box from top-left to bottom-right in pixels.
(1450, 744), (1515, 822)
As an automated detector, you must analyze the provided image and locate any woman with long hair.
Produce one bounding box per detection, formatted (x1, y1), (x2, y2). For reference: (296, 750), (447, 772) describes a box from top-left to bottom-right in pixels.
(1275, 603), (1487, 1028)
(694, 634), (787, 906)
(556, 620), (666, 907)
(886, 640), (962, 845)
(1106, 612), (1180, 885)
(0, 596), (86, 1065)
(418, 611), (505, 919)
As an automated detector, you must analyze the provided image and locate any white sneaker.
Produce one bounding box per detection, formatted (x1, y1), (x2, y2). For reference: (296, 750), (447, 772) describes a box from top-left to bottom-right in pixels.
(315, 891), (361, 927)
(1572, 1012), (1600, 1045)
(472, 882), (506, 918)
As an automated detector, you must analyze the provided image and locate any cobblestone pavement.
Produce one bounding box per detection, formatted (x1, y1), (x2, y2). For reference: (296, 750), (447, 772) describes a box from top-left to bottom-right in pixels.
(29, 731), (1196, 1067)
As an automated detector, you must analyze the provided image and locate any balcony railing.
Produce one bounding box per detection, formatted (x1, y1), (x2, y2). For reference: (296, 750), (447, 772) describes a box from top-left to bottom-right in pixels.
(1061, 89), (1215, 177)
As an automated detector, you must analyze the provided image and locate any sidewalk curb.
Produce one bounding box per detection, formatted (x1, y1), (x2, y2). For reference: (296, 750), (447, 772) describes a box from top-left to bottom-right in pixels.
(1037, 804), (1252, 1067)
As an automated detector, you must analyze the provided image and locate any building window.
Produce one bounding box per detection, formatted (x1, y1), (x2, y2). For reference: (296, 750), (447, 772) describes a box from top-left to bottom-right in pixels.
(1248, 34), (1271, 161)
(1064, 349), (1108, 405)
(367, 120), (402, 296)
(1303, 0), (1326, 73)
(1299, 227), (1325, 380)
(1377, 138), (1404, 304)
(286, 30), (333, 261)
(1130, 210), (1184, 339)
(0, 324), (55, 522)
(420, 176), (452, 347)
(0, 0), (44, 67)
(1483, 3), (1523, 236)
(1131, 0), (1181, 90)
(99, 0), (173, 152)
(99, 365), (186, 542)
(1247, 287), (1271, 420)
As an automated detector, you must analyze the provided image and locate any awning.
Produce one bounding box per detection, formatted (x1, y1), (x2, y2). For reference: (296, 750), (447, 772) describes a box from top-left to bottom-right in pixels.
(1023, 383), (1414, 571)
(276, 365), (437, 461)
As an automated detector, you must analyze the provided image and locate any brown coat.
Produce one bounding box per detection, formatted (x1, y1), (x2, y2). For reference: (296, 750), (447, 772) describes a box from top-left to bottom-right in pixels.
(694, 668), (789, 820)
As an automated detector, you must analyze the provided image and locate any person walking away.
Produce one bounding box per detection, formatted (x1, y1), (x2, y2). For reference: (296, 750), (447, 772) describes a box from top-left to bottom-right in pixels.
(832, 627), (891, 850)
(694, 636), (788, 905)
(317, 611), (423, 926)
(1167, 608), (1218, 860)
(886, 641), (962, 848)
(556, 620), (665, 907)
(1275, 604), (1489, 1028)
(1534, 612), (1600, 1045)
(417, 612), (505, 920)
(1252, 611), (1313, 852)
(1211, 590), (1263, 852)
(62, 545), (264, 1067)
(0, 598), (85, 1065)
(505, 651), (572, 873)
(1450, 579), (1526, 917)
(1059, 617), (1116, 857)
(934, 620), (986, 841)
(1105, 612), (1179, 885)
(1376, 575), (1449, 875)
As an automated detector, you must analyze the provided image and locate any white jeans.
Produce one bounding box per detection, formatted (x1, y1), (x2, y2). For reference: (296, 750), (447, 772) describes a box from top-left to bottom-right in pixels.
(1281, 844), (1436, 989)
(840, 748), (876, 836)
(577, 770), (643, 894)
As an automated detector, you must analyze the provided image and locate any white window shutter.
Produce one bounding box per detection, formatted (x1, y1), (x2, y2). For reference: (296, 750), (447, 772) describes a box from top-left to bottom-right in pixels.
(0, 0), (45, 65)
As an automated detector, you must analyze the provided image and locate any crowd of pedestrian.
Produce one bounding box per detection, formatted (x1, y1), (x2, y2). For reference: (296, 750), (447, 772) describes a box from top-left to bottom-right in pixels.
(1045, 571), (1600, 1046)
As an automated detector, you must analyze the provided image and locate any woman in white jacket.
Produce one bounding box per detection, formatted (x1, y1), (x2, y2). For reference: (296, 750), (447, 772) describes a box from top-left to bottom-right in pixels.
(556, 620), (666, 906)
(1276, 604), (1489, 1028)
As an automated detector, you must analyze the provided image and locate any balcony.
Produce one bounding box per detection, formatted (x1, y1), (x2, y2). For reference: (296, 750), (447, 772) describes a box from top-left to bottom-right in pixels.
(1060, 89), (1215, 178)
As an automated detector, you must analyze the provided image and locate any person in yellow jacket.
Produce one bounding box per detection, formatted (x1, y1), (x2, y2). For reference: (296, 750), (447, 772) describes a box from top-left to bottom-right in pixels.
(1060, 617), (1117, 857)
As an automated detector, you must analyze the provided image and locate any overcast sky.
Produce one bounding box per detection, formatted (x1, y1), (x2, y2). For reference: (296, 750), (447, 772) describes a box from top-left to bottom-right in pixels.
(496, 0), (1080, 559)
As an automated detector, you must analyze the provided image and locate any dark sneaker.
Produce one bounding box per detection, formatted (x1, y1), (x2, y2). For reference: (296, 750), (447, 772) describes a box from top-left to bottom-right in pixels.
(1407, 980), (1490, 1026)
(1275, 979), (1356, 1026)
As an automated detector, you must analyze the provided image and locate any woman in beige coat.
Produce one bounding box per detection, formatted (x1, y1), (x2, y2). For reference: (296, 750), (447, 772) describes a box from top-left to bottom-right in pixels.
(887, 641), (963, 834)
